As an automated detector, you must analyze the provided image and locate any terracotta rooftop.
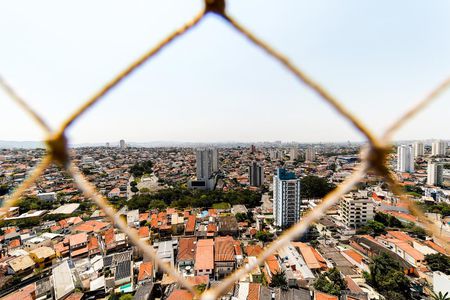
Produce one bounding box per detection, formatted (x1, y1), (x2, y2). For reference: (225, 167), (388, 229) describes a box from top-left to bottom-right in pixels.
(177, 237), (196, 262)
(195, 239), (214, 271)
(138, 262), (153, 282)
(166, 289), (193, 300)
(215, 236), (235, 262)
(69, 233), (87, 247)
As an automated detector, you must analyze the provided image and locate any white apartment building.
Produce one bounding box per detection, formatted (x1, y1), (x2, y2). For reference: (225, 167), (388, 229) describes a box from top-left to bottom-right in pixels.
(427, 161), (443, 186)
(432, 140), (447, 156)
(273, 168), (301, 228)
(412, 142), (424, 158)
(190, 148), (219, 190)
(339, 191), (375, 228)
(397, 145), (414, 173)
(305, 147), (315, 162)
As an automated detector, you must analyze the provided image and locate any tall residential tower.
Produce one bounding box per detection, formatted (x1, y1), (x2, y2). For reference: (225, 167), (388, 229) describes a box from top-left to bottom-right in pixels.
(273, 168), (301, 228)
(248, 161), (264, 187)
(397, 145), (414, 173)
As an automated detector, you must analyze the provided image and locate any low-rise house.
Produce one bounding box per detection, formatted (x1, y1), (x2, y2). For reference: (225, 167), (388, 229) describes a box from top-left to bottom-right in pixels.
(53, 260), (75, 300)
(217, 216), (239, 237)
(69, 232), (89, 259)
(137, 262), (154, 285)
(7, 254), (35, 275)
(195, 239), (214, 278)
(166, 289), (193, 300)
(29, 246), (56, 268)
(214, 236), (235, 279)
(177, 237), (196, 276)
(185, 215), (196, 235)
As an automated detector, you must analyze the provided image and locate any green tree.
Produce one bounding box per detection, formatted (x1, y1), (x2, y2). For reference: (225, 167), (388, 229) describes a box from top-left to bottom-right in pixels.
(270, 271), (288, 290)
(130, 186), (139, 193)
(313, 267), (347, 296)
(129, 160), (153, 177)
(359, 220), (386, 236)
(431, 291), (450, 300)
(149, 200), (167, 210)
(255, 230), (273, 242)
(119, 294), (133, 300)
(425, 253), (450, 275)
(300, 175), (335, 199)
(364, 253), (410, 299)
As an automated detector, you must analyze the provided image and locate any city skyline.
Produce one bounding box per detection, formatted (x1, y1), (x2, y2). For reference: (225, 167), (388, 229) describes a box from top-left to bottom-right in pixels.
(1, 1), (450, 144)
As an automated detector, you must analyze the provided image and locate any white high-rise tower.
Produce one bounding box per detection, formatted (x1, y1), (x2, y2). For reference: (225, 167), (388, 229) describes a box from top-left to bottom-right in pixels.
(427, 161), (443, 186)
(412, 142), (424, 158)
(273, 168), (301, 228)
(397, 145), (414, 173)
(432, 140), (446, 156)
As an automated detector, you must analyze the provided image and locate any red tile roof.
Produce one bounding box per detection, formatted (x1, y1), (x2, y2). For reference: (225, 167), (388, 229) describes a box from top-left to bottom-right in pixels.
(195, 239), (214, 271)
(215, 236), (235, 262)
(138, 262), (153, 282)
(342, 249), (364, 264)
(245, 245), (263, 257)
(177, 237), (196, 261)
(138, 226), (150, 238)
(166, 290), (193, 300)
(185, 215), (196, 233)
(69, 233), (87, 247)
(315, 291), (338, 300)
(248, 283), (261, 300)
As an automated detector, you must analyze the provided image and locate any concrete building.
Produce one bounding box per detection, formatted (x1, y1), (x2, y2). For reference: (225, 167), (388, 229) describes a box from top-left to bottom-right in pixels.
(427, 161), (443, 186)
(273, 168), (301, 228)
(37, 192), (57, 202)
(339, 191), (375, 228)
(305, 147), (315, 162)
(248, 161), (264, 187)
(397, 145), (414, 173)
(190, 148), (219, 190)
(432, 140), (446, 156)
(119, 139), (126, 149)
(289, 148), (299, 160)
(412, 141), (424, 157)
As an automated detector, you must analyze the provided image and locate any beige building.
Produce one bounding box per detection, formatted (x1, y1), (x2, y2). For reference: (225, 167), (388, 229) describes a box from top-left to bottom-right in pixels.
(339, 191), (375, 228)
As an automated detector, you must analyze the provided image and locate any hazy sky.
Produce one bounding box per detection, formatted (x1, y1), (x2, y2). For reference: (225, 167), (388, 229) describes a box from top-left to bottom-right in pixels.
(1, 0), (449, 144)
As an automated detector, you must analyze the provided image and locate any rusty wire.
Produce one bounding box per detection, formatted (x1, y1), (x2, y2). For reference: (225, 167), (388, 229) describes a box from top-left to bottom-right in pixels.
(1, 0), (449, 299)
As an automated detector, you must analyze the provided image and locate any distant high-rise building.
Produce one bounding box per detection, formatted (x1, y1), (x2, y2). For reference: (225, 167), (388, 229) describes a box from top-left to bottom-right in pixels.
(305, 147), (315, 162)
(289, 148), (299, 161)
(269, 149), (282, 160)
(248, 161), (264, 187)
(119, 139), (126, 149)
(339, 191), (374, 228)
(106, 142), (110, 148)
(250, 145), (256, 154)
(427, 161), (443, 186)
(412, 142), (424, 158)
(397, 145), (414, 173)
(273, 168), (301, 228)
(190, 148), (219, 190)
(432, 140), (446, 156)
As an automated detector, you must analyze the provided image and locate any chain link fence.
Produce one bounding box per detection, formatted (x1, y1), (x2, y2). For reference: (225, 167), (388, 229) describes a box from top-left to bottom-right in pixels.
(1, 0), (449, 299)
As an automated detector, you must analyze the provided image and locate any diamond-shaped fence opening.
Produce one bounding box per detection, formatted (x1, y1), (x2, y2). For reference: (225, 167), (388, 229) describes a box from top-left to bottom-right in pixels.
(1, 1), (449, 299)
